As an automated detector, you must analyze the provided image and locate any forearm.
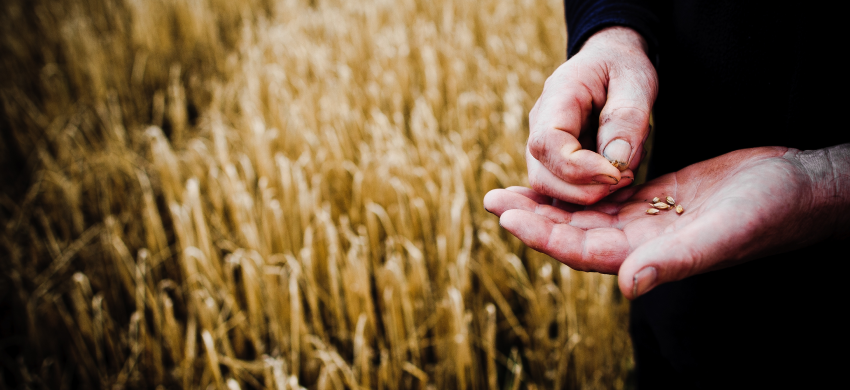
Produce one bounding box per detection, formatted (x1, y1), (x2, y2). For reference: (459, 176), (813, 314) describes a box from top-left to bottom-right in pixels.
(794, 143), (850, 240)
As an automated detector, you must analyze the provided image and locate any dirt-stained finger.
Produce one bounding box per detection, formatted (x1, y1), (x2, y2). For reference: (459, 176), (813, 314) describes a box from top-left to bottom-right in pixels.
(527, 154), (612, 205)
(528, 129), (622, 185)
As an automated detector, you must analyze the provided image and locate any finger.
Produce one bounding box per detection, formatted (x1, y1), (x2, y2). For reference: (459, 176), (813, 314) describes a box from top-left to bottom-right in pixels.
(483, 189), (527, 217)
(528, 128), (621, 184)
(500, 209), (628, 273)
(487, 188), (617, 228)
(617, 202), (747, 299)
(607, 168), (635, 192)
(528, 63), (621, 185)
(628, 131), (650, 172)
(527, 151), (612, 205)
(504, 186), (585, 213)
(484, 189), (573, 223)
(597, 64), (657, 172)
(505, 186), (551, 204)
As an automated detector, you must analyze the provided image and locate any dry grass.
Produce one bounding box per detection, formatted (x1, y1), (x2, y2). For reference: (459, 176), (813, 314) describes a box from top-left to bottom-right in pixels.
(0, 0), (632, 388)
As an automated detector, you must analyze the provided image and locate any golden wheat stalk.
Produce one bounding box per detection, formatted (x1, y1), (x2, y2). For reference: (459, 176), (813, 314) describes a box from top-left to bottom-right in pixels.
(1, 0), (632, 388)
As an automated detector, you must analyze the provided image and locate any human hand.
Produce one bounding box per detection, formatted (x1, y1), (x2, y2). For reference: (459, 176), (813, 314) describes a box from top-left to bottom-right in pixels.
(485, 146), (850, 299)
(527, 26), (657, 205)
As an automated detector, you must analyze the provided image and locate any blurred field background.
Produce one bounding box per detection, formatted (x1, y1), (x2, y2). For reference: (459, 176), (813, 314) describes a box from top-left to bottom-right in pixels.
(0, 0), (632, 388)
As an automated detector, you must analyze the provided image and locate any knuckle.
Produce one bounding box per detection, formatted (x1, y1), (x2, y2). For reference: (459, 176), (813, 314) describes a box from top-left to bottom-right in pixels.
(527, 132), (547, 159)
(543, 68), (565, 89)
(528, 174), (547, 194)
(528, 175), (560, 201)
(600, 106), (648, 128)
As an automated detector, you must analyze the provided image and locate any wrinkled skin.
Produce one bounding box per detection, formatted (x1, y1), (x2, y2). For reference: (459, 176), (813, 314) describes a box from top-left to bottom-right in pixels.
(495, 25), (849, 299)
(485, 146), (850, 299)
(526, 26), (657, 205)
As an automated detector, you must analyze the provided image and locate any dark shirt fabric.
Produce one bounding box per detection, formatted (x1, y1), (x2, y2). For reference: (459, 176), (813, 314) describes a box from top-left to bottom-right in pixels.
(565, 1), (848, 388)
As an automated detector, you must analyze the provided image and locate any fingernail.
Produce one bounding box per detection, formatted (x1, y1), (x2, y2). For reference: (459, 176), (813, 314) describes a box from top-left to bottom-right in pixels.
(603, 139), (632, 172)
(484, 206), (494, 215)
(632, 267), (657, 298)
(592, 174), (619, 185)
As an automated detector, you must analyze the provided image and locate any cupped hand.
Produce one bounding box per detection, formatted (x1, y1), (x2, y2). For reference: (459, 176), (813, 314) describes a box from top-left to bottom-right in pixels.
(485, 147), (846, 299)
(527, 26), (657, 205)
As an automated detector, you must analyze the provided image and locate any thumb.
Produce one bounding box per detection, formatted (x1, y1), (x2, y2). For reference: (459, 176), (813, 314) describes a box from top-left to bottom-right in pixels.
(597, 63), (657, 173)
(617, 207), (741, 299)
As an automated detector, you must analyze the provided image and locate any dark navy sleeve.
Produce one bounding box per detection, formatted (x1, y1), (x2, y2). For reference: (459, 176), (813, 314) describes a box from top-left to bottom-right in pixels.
(565, 0), (662, 63)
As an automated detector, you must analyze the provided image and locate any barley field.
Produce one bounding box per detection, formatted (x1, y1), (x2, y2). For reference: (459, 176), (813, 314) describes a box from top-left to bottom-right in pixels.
(0, 0), (632, 388)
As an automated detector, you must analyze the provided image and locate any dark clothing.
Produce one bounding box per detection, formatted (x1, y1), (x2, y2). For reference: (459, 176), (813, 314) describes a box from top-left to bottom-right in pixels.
(565, 1), (848, 388)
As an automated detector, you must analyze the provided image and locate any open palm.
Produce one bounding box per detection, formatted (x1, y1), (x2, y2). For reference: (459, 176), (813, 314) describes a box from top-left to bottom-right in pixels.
(484, 147), (839, 298)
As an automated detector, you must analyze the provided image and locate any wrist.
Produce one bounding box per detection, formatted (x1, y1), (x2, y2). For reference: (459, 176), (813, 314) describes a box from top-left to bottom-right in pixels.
(793, 144), (850, 240)
(581, 26), (650, 57)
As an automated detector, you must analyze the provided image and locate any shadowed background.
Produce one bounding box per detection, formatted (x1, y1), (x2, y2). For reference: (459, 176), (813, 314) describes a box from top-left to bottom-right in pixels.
(0, 0), (631, 388)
